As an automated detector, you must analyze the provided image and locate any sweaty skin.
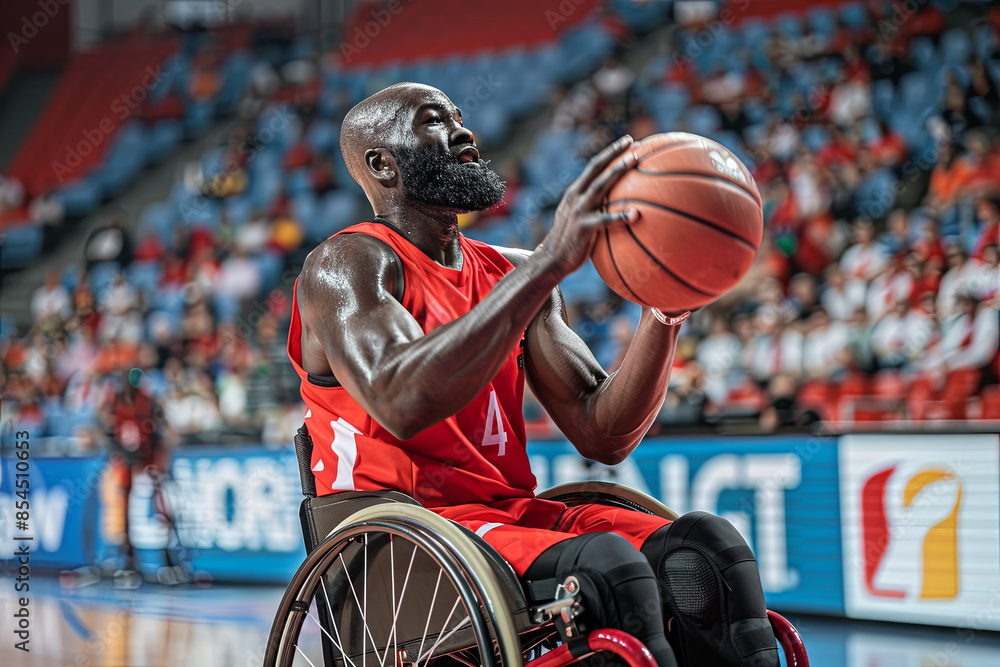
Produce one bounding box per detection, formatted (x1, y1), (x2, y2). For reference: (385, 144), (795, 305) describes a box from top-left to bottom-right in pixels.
(297, 83), (681, 463)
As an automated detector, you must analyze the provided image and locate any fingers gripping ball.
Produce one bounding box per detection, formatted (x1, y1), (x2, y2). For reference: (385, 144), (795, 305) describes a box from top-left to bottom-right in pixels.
(591, 133), (763, 312)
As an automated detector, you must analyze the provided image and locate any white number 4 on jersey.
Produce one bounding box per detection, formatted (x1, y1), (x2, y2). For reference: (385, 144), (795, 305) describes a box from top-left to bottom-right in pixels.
(482, 390), (507, 456)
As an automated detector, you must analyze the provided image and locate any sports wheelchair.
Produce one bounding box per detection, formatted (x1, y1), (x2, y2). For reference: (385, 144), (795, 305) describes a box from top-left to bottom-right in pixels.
(264, 426), (809, 667)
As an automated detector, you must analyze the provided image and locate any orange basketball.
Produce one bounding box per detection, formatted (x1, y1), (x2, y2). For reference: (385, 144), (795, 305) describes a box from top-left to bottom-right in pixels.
(591, 132), (763, 312)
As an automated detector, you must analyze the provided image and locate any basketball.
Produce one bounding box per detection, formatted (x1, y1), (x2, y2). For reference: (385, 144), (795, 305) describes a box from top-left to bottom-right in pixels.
(591, 132), (763, 312)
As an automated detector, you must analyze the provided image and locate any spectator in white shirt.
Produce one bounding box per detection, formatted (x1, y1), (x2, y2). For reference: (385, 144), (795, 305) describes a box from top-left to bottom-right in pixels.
(939, 294), (1000, 371)
(820, 264), (867, 321)
(747, 308), (804, 381)
(217, 248), (262, 302)
(802, 309), (851, 378)
(841, 219), (888, 282)
(937, 244), (977, 318)
(696, 316), (744, 403)
(871, 300), (912, 368)
(31, 270), (72, 324)
(866, 254), (912, 322)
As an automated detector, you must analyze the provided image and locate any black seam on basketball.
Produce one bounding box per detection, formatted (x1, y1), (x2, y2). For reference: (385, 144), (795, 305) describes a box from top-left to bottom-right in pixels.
(632, 169), (760, 203)
(634, 137), (700, 162)
(624, 224), (716, 296)
(608, 198), (758, 251)
(604, 228), (651, 307)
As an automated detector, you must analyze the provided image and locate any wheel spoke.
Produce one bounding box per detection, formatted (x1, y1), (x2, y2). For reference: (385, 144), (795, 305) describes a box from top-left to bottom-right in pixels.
(415, 569), (443, 666)
(380, 539), (417, 667)
(306, 608), (357, 667)
(320, 580), (357, 667)
(418, 596), (465, 667)
(339, 551), (382, 659)
(294, 643), (318, 667)
(364, 535), (368, 667)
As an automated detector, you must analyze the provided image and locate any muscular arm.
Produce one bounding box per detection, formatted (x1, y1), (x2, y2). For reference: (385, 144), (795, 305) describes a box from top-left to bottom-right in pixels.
(298, 233), (565, 440)
(501, 249), (681, 465)
(299, 135), (638, 442)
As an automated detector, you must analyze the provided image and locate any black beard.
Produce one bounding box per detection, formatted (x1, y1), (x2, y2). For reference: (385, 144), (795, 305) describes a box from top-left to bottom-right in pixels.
(393, 146), (506, 212)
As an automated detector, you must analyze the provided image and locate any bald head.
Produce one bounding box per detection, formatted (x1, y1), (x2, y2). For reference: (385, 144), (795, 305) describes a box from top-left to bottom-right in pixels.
(338, 82), (504, 215)
(340, 83), (453, 186)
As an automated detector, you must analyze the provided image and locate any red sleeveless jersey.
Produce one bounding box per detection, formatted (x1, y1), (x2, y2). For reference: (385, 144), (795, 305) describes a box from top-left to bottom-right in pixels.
(287, 221), (536, 507)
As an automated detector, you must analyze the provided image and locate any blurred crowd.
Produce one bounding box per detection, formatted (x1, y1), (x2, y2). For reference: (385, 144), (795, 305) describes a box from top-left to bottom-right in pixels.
(487, 0), (1000, 429)
(2, 1), (999, 453)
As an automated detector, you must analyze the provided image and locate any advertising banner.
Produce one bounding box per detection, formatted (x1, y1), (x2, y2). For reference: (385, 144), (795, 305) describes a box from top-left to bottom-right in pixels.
(527, 435), (844, 613)
(129, 447), (306, 581)
(839, 434), (1000, 630)
(0, 455), (107, 570)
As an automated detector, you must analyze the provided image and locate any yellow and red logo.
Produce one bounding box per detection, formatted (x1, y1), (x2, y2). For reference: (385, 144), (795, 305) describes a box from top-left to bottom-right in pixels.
(861, 464), (961, 600)
(840, 434), (1000, 630)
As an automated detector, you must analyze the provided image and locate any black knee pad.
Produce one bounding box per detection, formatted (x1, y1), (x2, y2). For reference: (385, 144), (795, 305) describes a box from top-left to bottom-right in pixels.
(642, 512), (778, 667)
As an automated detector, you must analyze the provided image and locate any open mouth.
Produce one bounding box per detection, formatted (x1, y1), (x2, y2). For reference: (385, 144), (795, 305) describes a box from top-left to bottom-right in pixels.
(456, 146), (480, 163)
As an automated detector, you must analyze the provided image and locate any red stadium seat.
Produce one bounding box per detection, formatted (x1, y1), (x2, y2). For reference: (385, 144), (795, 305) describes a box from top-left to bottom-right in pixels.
(797, 380), (833, 420)
(942, 369), (981, 420)
(980, 385), (1000, 420)
(839, 372), (871, 398)
(872, 370), (907, 398)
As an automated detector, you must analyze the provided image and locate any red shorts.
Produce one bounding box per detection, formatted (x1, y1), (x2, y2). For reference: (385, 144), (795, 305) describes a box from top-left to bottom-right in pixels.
(432, 497), (671, 575)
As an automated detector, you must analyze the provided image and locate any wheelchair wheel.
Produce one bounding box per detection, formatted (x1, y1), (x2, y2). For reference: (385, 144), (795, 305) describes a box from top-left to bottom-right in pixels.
(265, 504), (523, 667)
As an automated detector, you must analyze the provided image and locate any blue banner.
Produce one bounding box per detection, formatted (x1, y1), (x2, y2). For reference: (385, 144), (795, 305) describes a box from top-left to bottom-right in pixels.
(0, 455), (107, 569)
(129, 447), (306, 582)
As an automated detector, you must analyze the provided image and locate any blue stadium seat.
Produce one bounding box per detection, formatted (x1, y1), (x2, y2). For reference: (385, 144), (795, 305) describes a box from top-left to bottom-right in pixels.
(807, 6), (837, 38)
(466, 100), (510, 147)
(559, 260), (608, 307)
(224, 195), (254, 226)
(217, 51), (253, 114)
(55, 177), (102, 217)
(306, 119), (339, 155)
(286, 168), (313, 197)
(88, 261), (121, 295)
(95, 121), (148, 197)
(941, 28), (973, 66)
(316, 190), (361, 241)
(0, 224), (43, 269)
(185, 99), (217, 136)
(683, 105), (721, 135)
(255, 250), (285, 291)
(610, 0), (670, 32)
(775, 12), (801, 39)
(909, 37), (937, 71)
(138, 202), (177, 243)
(898, 70), (943, 112)
(125, 260), (163, 302)
(855, 168), (898, 218)
(974, 25), (997, 61)
(802, 126), (830, 153)
(871, 79), (895, 121)
(292, 192), (320, 238)
(146, 120), (184, 164)
(839, 3), (868, 29)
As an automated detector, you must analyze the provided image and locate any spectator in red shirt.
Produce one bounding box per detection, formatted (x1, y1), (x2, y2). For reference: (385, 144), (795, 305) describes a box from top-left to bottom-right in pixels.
(972, 195), (1000, 263)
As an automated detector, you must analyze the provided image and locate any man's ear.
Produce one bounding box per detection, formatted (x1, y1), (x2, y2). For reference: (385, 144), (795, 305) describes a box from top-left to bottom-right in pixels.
(365, 148), (398, 188)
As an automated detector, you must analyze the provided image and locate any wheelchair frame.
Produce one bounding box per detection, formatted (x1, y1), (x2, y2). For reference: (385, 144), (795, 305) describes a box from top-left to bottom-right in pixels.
(264, 425), (809, 667)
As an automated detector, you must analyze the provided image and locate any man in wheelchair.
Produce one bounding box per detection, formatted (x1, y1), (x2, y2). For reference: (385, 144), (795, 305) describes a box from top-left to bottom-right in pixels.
(286, 83), (779, 667)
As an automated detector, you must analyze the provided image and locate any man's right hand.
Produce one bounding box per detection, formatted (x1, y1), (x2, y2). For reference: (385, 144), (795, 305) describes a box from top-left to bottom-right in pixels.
(537, 134), (640, 276)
